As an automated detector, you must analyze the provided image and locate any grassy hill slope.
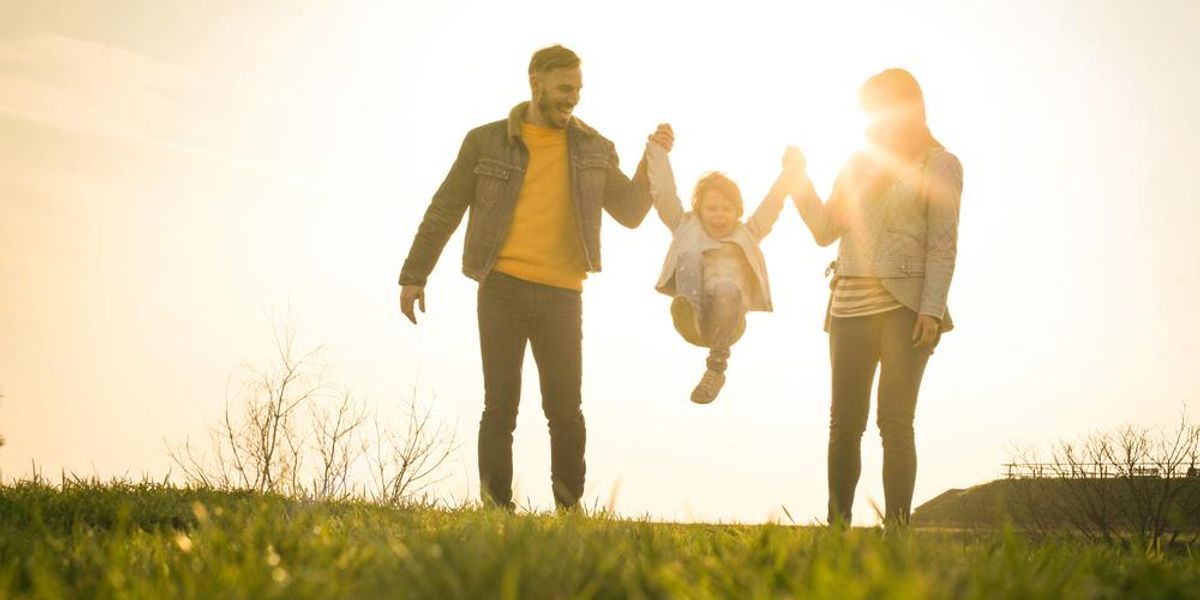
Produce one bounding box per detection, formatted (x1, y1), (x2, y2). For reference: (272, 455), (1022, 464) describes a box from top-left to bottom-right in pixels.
(2, 481), (1199, 598)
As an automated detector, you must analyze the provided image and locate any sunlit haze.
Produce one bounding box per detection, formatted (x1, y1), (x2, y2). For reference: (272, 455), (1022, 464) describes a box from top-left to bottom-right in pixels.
(2, 0), (1199, 524)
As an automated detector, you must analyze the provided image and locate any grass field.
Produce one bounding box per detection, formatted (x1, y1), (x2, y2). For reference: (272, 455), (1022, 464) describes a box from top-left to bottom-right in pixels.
(2, 481), (1199, 599)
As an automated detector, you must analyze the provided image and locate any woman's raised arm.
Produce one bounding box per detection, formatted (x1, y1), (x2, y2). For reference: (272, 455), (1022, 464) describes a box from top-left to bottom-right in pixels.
(788, 147), (847, 247)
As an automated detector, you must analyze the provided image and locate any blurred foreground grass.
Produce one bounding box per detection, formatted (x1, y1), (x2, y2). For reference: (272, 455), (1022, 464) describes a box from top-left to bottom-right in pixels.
(2, 480), (1198, 599)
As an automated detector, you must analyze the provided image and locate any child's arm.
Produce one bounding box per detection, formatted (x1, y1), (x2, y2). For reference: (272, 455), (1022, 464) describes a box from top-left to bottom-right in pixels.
(746, 147), (812, 241)
(644, 125), (685, 232)
(745, 168), (793, 242)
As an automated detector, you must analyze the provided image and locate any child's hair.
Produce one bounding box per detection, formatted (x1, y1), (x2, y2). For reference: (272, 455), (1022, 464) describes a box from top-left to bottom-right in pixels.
(691, 172), (744, 217)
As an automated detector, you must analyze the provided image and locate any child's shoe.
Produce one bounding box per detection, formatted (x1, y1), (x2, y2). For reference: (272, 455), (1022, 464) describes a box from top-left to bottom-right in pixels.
(690, 369), (726, 404)
(671, 295), (704, 347)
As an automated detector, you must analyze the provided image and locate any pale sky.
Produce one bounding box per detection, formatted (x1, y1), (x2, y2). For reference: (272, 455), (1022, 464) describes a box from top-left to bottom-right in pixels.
(2, 0), (1198, 524)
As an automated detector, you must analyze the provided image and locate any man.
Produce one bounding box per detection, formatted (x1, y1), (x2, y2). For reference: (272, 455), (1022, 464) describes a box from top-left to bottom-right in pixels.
(398, 45), (664, 510)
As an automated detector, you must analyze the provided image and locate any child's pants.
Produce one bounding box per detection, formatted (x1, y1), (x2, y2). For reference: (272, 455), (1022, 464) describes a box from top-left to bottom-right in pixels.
(676, 251), (747, 373)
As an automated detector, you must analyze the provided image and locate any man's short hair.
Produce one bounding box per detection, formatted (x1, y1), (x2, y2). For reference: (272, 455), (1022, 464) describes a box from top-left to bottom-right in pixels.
(529, 45), (581, 75)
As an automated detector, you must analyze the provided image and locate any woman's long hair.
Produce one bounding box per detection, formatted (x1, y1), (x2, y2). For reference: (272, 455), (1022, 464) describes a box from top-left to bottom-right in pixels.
(826, 68), (946, 226)
(859, 69), (943, 160)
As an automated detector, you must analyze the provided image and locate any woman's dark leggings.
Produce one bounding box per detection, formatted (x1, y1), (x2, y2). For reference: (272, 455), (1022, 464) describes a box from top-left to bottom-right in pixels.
(827, 307), (933, 525)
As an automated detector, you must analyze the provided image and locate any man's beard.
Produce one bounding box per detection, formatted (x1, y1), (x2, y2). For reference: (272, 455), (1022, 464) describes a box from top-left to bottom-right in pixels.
(537, 92), (571, 129)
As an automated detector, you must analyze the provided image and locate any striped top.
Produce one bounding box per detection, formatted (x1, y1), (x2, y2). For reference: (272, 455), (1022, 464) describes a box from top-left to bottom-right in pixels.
(829, 277), (905, 318)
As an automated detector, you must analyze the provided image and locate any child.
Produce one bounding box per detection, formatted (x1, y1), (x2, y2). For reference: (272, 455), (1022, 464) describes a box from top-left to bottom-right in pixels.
(644, 124), (800, 403)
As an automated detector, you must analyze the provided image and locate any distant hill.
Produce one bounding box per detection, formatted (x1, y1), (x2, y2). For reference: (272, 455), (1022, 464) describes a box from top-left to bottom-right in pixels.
(913, 478), (1200, 531)
(912, 480), (1016, 529)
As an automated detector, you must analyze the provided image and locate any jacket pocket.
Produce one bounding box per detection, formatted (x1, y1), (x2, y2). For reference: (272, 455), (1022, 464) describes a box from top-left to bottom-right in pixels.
(887, 226), (924, 244)
(577, 156), (609, 170)
(575, 155), (609, 196)
(882, 227), (924, 268)
(473, 158), (514, 206)
(574, 155), (608, 227)
(474, 158), (513, 180)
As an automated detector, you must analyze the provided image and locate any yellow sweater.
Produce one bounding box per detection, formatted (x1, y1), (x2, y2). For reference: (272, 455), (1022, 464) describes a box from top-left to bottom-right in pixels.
(493, 122), (588, 290)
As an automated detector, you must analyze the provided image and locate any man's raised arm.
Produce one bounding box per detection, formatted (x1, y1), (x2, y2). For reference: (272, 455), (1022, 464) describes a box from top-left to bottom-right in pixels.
(600, 138), (653, 228)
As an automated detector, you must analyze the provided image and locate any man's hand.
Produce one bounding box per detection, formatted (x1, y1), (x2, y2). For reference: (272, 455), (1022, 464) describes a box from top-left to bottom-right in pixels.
(400, 285), (426, 325)
(912, 314), (940, 349)
(648, 123), (675, 152)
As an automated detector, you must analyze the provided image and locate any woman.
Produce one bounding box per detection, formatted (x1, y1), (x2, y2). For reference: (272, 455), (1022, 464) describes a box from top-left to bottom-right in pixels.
(788, 69), (964, 525)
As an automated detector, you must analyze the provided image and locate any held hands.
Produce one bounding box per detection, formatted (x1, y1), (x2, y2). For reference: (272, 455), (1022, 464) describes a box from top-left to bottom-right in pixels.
(399, 284), (426, 325)
(778, 145), (809, 192)
(782, 146), (807, 172)
(648, 123), (675, 152)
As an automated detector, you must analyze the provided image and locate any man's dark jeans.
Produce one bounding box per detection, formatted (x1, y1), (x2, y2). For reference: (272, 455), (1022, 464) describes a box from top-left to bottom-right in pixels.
(827, 307), (932, 525)
(477, 271), (585, 510)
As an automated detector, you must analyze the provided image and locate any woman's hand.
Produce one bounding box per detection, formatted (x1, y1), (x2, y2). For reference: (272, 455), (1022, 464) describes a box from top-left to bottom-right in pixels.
(648, 123), (675, 152)
(783, 146), (808, 172)
(779, 146), (809, 191)
(912, 314), (940, 349)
